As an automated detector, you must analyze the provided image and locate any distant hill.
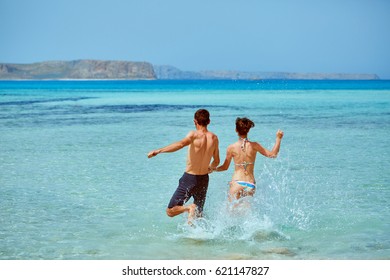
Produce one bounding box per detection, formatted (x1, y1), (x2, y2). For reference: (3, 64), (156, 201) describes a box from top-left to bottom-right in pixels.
(154, 65), (380, 80)
(0, 60), (380, 80)
(0, 60), (156, 80)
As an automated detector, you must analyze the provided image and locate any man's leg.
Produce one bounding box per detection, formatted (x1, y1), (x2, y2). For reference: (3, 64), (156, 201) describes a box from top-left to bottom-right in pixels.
(192, 174), (209, 218)
(166, 173), (195, 221)
(166, 204), (197, 225)
(166, 204), (194, 217)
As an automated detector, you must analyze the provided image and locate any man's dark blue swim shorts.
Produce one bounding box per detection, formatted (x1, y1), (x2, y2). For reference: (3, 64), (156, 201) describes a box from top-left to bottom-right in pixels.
(167, 172), (209, 214)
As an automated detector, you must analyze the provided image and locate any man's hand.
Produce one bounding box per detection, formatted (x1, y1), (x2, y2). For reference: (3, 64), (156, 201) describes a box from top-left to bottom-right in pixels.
(147, 150), (160, 158)
(208, 166), (216, 174)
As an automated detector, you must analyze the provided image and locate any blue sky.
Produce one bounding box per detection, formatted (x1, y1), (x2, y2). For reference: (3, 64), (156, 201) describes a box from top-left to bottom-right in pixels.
(1, 0), (389, 78)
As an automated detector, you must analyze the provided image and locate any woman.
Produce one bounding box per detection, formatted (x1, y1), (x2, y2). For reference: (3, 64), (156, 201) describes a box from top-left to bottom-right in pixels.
(214, 117), (283, 201)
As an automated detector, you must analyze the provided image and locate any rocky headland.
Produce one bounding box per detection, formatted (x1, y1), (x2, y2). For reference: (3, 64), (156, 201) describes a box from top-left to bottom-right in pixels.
(0, 60), (156, 80)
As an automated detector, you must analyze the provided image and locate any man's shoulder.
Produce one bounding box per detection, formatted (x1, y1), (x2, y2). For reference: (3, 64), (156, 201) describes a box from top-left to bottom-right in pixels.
(204, 129), (217, 136)
(207, 131), (219, 140)
(186, 130), (197, 137)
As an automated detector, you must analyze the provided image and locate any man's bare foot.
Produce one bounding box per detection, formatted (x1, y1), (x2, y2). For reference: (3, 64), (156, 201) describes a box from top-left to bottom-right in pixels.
(187, 204), (197, 226)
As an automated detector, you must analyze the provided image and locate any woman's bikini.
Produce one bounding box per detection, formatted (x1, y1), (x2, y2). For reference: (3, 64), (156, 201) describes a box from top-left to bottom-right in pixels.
(232, 137), (256, 192)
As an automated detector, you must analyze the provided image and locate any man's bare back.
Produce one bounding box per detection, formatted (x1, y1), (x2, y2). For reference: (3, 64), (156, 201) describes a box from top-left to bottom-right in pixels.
(185, 130), (219, 175)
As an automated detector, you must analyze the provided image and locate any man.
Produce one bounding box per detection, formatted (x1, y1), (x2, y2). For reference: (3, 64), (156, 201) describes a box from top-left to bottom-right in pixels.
(148, 109), (220, 223)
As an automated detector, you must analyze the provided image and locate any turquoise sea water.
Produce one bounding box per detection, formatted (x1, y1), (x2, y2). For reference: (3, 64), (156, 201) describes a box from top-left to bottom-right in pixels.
(0, 80), (389, 260)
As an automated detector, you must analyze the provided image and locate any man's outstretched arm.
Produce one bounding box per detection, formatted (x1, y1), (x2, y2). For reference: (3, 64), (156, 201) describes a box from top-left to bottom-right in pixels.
(148, 132), (193, 158)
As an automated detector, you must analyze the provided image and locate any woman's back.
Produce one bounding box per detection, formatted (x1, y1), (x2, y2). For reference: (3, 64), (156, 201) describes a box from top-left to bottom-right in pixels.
(230, 139), (257, 182)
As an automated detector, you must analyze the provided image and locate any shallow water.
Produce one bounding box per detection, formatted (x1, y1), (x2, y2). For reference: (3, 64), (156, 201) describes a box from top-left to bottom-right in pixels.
(0, 80), (389, 259)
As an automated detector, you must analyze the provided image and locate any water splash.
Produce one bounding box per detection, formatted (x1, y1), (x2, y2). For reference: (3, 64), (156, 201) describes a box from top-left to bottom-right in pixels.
(174, 197), (290, 246)
(174, 154), (314, 247)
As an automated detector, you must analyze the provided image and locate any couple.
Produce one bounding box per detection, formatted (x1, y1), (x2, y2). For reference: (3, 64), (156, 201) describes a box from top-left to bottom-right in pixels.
(147, 109), (284, 224)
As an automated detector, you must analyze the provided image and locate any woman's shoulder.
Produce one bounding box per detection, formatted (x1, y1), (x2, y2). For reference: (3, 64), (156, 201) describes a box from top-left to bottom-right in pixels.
(228, 141), (241, 148)
(226, 142), (238, 153)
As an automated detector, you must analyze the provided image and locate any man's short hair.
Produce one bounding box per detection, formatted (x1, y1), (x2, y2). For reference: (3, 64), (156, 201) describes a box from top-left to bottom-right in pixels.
(194, 109), (210, 126)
